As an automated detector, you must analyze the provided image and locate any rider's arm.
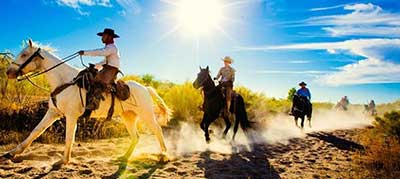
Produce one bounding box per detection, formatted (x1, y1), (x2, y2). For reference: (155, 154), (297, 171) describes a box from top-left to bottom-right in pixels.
(307, 89), (311, 100)
(215, 68), (222, 80)
(83, 46), (114, 57)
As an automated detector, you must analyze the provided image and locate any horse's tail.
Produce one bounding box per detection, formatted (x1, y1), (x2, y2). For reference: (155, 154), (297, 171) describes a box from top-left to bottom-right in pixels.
(147, 87), (171, 126)
(235, 94), (252, 130)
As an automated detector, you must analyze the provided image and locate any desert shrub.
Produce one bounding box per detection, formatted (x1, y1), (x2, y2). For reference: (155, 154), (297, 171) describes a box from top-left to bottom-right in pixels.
(376, 100), (400, 116)
(374, 111), (400, 139)
(160, 82), (203, 124)
(313, 102), (334, 110)
(0, 101), (128, 143)
(352, 111), (400, 178)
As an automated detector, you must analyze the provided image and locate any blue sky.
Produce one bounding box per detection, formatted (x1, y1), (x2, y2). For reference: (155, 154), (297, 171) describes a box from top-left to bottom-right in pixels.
(2, 0), (400, 104)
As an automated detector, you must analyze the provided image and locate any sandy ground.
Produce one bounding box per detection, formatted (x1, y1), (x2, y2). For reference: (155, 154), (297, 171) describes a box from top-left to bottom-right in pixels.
(0, 126), (368, 179)
(0, 110), (372, 178)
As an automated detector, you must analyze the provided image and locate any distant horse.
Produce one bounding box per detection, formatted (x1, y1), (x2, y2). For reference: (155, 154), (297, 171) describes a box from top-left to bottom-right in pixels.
(292, 94), (312, 129)
(2, 39), (170, 166)
(335, 102), (348, 111)
(363, 104), (377, 116)
(193, 66), (251, 142)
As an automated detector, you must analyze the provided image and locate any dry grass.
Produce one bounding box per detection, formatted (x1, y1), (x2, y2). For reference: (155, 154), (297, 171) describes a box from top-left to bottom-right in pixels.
(350, 111), (400, 179)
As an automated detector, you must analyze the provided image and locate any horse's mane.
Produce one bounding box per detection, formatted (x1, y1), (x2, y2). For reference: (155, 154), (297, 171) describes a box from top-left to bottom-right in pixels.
(23, 40), (56, 53)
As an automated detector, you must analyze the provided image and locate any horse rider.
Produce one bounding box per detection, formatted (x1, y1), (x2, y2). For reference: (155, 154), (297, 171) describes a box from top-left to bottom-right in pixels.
(292, 81), (312, 118)
(297, 81), (311, 100)
(368, 100), (375, 110)
(368, 100), (376, 115)
(340, 96), (350, 110)
(78, 28), (120, 113)
(214, 56), (236, 115)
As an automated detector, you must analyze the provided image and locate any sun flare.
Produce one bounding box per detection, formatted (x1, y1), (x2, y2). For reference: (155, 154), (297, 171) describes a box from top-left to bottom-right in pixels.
(175, 0), (224, 35)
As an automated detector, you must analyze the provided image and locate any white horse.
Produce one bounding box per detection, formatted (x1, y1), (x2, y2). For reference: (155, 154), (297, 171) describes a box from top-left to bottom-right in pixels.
(3, 39), (170, 166)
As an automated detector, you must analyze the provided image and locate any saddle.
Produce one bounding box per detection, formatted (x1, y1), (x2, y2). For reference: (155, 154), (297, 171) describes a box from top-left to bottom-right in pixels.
(51, 64), (130, 119)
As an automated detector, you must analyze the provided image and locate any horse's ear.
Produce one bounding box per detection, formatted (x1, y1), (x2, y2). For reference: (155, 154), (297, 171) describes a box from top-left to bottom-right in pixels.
(206, 66), (209, 71)
(199, 66), (202, 71)
(28, 39), (33, 48)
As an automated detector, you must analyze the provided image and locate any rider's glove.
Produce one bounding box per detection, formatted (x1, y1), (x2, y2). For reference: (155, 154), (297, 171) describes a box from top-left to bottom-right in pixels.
(78, 50), (84, 55)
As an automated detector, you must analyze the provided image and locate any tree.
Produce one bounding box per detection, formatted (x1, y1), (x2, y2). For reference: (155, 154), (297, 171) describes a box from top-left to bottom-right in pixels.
(287, 87), (296, 101)
(142, 74), (154, 86)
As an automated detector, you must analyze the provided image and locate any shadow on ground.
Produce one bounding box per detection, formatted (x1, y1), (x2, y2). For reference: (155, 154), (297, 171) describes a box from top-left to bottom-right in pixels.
(308, 132), (364, 151)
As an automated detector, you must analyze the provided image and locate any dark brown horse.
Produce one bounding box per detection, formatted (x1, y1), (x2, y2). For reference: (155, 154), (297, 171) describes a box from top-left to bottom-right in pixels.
(292, 94), (312, 129)
(193, 66), (251, 142)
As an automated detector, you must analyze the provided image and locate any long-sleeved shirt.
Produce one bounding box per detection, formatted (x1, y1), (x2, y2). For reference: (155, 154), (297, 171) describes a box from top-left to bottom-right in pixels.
(216, 66), (235, 82)
(296, 87), (311, 100)
(83, 43), (120, 68)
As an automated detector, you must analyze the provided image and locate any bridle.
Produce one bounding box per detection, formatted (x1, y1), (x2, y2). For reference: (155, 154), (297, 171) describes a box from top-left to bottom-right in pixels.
(11, 48), (80, 82)
(197, 73), (210, 87)
(197, 72), (218, 95)
(13, 48), (44, 77)
(10, 48), (80, 92)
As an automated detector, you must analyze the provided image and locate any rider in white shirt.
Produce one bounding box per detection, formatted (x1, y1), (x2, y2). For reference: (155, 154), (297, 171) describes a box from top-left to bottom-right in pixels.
(78, 28), (120, 112)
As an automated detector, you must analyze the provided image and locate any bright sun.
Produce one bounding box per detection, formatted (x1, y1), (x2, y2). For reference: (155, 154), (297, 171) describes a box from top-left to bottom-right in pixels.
(175, 0), (224, 35)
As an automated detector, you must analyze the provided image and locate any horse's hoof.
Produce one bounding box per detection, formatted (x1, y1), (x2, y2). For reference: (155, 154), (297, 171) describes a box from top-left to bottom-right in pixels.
(52, 159), (67, 170)
(158, 153), (170, 163)
(206, 138), (211, 144)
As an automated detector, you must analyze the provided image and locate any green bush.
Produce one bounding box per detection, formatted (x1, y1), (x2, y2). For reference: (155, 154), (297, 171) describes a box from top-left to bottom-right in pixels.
(375, 111), (400, 139)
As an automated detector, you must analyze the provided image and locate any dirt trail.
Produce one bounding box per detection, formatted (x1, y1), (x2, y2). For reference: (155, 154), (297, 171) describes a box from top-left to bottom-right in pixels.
(0, 127), (367, 179)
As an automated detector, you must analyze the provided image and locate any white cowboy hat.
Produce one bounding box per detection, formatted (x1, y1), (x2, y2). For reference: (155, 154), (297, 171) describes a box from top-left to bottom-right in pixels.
(221, 56), (233, 64)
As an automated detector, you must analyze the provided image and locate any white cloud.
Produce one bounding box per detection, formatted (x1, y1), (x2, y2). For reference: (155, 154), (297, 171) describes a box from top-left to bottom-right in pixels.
(55, 0), (111, 8)
(115, 0), (141, 15)
(305, 3), (400, 37)
(238, 38), (400, 86)
(55, 0), (111, 15)
(53, 0), (141, 16)
(320, 58), (400, 85)
(287, 60), (311, 64)
(256, 70), (330, 75)
(310, 4), (346, 12)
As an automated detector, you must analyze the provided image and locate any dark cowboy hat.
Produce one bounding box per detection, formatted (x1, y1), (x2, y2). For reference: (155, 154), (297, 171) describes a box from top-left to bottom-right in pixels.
(299, 81), (307, 86)
(97, 28), (120, 38)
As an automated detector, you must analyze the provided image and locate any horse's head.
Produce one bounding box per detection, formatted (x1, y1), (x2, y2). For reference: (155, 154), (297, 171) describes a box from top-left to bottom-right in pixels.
(193, 66), (211, 89)
(6, 39), (45, 79)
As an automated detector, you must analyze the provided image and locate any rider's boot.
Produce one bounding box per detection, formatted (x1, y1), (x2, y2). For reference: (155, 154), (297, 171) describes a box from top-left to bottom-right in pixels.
(86, 86), (105, 110)
(80, 83), (105, 120)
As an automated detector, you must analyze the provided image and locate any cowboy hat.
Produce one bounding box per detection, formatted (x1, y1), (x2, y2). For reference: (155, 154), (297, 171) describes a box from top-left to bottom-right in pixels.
(221, 56), (233, 64)
(97, 28), (120, 38)
(299, 81), (307, 86)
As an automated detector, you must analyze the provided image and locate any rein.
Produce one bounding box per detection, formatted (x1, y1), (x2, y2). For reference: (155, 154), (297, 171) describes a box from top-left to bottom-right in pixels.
(16, 51), (80, 81)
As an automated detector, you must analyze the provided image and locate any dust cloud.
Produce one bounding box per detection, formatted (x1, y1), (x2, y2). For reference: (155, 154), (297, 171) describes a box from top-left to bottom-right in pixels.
(157, 108), (373, 156)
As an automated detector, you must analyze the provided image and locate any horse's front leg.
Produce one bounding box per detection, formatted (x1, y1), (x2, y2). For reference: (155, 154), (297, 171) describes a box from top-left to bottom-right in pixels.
(54, 115), (78, 166)
(203, 116), (212, 143)
(4, 109), (60, 158)
(294, 117), (299, 128)
(200, 112), (207, 132)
